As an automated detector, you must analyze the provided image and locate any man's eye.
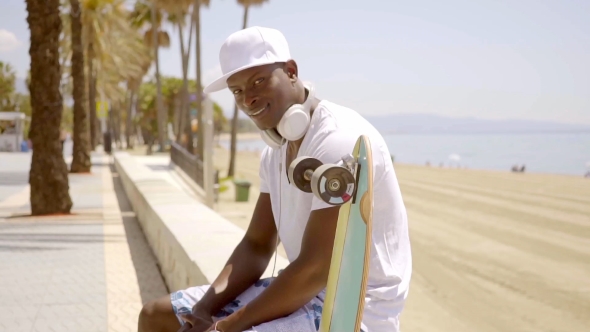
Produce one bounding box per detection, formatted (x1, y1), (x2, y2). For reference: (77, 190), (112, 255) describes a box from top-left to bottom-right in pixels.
(254, 78), (264, 85)
(233, 90), (242, 95)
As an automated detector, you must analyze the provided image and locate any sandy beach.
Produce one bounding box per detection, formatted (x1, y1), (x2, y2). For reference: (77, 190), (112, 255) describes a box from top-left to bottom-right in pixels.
(212, 141), (590, 332)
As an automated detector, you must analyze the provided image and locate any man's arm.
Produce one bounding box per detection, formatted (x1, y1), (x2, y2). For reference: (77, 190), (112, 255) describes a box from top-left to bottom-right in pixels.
(191, 193), (278, 317)
(218, 206), (340, 331)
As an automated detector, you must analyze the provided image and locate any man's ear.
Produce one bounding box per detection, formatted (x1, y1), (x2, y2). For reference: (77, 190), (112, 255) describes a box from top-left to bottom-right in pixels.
(284, 60), (299, 82)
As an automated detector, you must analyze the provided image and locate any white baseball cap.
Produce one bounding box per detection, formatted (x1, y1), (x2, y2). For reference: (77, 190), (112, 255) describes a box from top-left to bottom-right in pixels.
(203, 26), (292, 94)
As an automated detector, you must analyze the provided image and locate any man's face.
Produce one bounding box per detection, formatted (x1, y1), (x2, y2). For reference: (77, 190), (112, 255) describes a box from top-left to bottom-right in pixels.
(227, 61), (298, 130)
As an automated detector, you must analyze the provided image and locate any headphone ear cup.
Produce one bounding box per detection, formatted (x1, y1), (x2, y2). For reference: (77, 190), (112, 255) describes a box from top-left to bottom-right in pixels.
(277, 105), (310, 141)
(260, 129), (284, 149)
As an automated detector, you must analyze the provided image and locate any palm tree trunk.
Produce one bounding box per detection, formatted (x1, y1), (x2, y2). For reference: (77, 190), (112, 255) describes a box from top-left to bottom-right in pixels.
(227, 5), (249, 177)
(69, 0), (91, 173)
(90, 73), (99, 147)
(194, 0), (204, 158)
(175, 93), (182, 142)
(25, 0), (73, 215)
(176, 23), (188, 144)
(227, 105), (239, 177)
(108, 104), (114, 146)
(184, 96), (194, 152)
(151, 4), (166, 152)
(183, 12), (196, 152)
(125, 89), (135, 149)
(242, 6), (249, 33)
(118, 103), (123, 148)
(87, 27), (98, 150)
(114, 102), (122, 148)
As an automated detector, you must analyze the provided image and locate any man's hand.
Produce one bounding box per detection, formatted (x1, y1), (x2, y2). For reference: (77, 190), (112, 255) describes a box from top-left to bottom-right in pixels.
(190, 193), (278, 319)
(216, 206), (341, 329)
(177, 311), (214, 332)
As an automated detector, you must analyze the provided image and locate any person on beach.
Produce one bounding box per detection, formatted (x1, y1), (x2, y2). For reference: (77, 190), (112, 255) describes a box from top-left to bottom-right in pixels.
(138, 26), (412, 332)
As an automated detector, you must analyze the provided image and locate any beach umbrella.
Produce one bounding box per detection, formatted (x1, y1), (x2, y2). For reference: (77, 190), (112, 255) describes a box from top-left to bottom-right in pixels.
(447, 153), (461, 168)
(448, 153), (461, 161)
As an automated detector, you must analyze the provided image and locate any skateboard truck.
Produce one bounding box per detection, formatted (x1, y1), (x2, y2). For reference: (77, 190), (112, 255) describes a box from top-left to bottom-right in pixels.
(335, 153), (357, 173)
(288, 154), (358, 206)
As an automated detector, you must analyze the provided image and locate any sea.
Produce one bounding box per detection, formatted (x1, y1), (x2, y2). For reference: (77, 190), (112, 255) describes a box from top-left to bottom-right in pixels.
(219, 133), (590, 177)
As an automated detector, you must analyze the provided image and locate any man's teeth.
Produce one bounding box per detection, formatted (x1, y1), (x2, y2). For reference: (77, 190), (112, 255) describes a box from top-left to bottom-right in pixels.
(251, 106), (266, 116)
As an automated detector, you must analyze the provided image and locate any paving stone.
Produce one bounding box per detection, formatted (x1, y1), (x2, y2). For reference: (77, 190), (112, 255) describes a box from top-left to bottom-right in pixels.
(0, 153), (168, 331)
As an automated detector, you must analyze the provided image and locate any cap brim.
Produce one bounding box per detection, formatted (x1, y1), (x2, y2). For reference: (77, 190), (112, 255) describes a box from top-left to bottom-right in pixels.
(203, 60), (283, 94)
(203, 74), (232, 94)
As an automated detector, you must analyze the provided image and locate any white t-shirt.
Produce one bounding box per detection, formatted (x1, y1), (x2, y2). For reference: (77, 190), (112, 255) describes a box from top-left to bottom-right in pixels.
(259, 100), (412, 332)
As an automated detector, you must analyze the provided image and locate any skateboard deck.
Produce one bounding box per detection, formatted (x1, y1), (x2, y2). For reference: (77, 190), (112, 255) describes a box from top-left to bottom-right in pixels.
(319, 135), (373, 332)
(287, 135), (373, 332)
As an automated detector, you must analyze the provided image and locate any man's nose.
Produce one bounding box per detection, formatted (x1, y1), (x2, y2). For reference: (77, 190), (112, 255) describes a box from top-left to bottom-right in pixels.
(244, 93), (259, 109)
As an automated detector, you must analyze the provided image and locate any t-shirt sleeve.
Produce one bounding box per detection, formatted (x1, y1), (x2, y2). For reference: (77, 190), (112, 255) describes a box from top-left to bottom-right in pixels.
(309, 130), (359, 211)
(259, 146), (271, 193)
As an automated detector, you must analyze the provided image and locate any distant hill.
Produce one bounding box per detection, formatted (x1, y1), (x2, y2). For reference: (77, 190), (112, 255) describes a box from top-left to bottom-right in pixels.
(364, 114), (590, 134)
(13, 77), (588, 136)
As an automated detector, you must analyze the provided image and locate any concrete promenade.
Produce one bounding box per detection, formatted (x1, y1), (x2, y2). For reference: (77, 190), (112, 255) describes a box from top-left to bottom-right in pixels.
(0, 152), (168, 332)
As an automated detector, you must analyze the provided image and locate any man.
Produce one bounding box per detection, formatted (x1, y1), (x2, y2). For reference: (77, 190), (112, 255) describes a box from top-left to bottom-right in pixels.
(60, 128), (67, 154)
(138, 26), (412, 332)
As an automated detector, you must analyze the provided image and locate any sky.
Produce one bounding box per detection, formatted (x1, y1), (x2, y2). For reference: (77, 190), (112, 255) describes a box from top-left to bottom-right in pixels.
(1, 0), (589, 124)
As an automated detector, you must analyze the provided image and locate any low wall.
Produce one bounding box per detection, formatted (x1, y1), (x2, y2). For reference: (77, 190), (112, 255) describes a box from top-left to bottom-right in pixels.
(113, 152), (289, 292)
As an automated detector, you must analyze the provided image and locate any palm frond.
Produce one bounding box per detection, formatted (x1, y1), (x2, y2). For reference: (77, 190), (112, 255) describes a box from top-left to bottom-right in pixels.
(237, 0), (269, 6)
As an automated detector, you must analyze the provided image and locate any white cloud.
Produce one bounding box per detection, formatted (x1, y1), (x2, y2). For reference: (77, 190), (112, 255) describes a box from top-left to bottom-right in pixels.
(0, 29), (21, 52)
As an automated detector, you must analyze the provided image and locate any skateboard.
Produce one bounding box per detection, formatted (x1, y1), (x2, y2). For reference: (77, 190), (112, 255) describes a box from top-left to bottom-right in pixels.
(288, 135), (373, 332)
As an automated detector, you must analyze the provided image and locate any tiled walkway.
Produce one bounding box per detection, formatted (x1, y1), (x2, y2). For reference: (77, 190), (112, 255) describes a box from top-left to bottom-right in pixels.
(0, 153), (168, 332)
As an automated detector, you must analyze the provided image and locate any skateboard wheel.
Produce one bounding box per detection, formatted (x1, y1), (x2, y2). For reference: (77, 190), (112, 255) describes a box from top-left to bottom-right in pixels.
(311, 164), (356, 205)
(288, 156), (323, 193)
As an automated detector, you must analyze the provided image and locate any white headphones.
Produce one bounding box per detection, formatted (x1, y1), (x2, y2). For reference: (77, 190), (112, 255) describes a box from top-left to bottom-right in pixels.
(260, 83), (315, 149)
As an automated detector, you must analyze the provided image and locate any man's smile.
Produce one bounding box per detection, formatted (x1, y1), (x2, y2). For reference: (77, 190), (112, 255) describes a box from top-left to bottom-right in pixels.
(248, 103), (270, 117)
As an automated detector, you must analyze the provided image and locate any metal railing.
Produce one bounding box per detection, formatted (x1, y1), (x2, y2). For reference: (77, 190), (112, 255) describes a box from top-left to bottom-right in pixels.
(170, 142), (204, 187)
(170, 142), (220, 202)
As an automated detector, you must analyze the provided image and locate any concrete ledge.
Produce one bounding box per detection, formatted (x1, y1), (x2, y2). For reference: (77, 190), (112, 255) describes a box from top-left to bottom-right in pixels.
(114, 151), (289, 292)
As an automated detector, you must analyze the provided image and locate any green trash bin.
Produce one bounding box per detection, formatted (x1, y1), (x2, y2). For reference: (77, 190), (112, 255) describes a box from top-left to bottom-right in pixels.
(233, 180), (251, 202)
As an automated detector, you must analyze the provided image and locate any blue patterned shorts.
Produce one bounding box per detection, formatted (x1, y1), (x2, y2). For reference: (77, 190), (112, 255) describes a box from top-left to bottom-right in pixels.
(170, 276), (327, 332)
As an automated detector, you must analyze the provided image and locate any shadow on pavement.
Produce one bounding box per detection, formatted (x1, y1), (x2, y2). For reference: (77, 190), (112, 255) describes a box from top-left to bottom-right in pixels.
(108, 163), (170, 305)
(0, 232), (124, 243)
(145, 164), (171, 172)
(0, 172), (29, 185)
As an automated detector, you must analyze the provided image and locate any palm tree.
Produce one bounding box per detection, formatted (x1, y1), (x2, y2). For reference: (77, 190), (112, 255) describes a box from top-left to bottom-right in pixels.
(166, 3), (195, 150)
(25, 0), (73, 215)
(227, 0), (269, 177)
(150, 1), (193, 144)
(82, 0), (99, 149)
(182, 6), (196, 151)
(125, 47), (152, 149)
(0, 61), (17, 111)
(158, 0), (193, 150)
(150, 3), (166, 152)
(139, 0), (209, 157)
(97, 42), (148, 149)
(193, 0), (211, 158)
(82, 0), (150, 150)
(69, 0), (91, 173)
(130, 0), (174, 152)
